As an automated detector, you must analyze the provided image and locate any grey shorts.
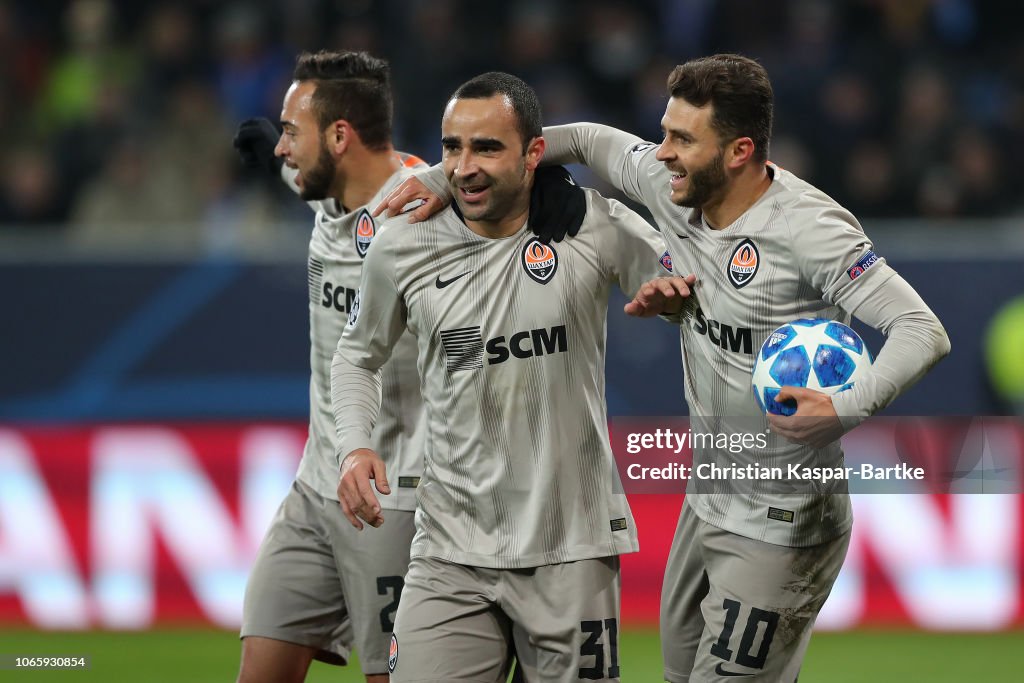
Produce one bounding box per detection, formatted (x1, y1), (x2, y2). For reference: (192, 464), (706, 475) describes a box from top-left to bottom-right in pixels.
(661, 501), (850, 682)
(240, 479), (415, 674)
(389, 555), (622, 683)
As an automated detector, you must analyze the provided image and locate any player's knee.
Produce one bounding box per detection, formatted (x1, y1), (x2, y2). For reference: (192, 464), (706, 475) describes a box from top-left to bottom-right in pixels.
(237, 636), (315, 683)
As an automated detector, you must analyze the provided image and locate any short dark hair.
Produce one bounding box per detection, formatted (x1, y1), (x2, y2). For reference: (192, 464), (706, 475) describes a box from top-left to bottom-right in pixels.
(666, 54), (773, 163)
(450, 72), (542, 152)
(293, 50), (392, 151)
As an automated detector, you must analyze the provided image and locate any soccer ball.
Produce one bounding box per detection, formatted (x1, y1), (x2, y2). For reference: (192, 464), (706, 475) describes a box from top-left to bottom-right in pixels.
(751, 319), (872, 416)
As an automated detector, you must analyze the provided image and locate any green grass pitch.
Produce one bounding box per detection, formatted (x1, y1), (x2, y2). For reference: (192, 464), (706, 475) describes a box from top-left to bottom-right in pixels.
(1, 628), (1021, 681)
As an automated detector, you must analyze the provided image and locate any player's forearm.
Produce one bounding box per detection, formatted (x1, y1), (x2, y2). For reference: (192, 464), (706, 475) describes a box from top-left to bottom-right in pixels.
(542, 123), (642, 191)
(330, 351), (384, 464)
(831, 275), (951, 429)
(416, 164), (452, 204)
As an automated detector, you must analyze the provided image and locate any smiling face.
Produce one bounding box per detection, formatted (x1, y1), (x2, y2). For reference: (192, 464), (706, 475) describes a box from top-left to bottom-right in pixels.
(275, 80), (336, 201)
(440, 95), (542, 230)
(655, 97), (730, 209)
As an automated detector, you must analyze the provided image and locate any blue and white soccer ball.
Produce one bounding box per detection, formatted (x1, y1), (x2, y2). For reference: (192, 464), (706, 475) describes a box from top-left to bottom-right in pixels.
(751, 319), (872, 416)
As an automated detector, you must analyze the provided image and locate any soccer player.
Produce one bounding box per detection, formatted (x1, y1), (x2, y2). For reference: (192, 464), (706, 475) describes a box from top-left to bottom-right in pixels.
(540, 55), (951, 682)
(232, 50), (427, 683)
(330, 72), (671, 683)
(376, 55), (950, 682)
(232, 52), (587, 683)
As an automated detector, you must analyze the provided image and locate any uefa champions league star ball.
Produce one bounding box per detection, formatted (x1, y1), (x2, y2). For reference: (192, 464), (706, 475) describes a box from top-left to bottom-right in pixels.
(751, 319), (873, 416)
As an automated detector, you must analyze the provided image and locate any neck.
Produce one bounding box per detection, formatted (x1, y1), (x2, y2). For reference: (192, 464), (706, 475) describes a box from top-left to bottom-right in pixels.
(702, 163), (772, 229)
(463, 190), (531, 240)
(333, 145), (401, 212)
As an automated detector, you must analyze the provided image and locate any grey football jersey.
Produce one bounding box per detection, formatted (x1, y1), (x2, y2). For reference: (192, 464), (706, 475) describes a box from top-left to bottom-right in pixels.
(542, 124), (917, 546)
(291, 160), (427, 511)
(332, 190), (669, 568)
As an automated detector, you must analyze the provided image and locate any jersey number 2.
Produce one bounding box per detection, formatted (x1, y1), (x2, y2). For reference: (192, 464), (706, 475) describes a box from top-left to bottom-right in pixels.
(376, 576), (404, 632)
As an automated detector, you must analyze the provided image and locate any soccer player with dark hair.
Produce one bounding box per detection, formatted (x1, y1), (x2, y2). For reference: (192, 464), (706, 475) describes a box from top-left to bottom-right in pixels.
(233, 52), (587, 683)
(330, 71), (670, 682)
(376, 54), (950, 682)
(541, 53), (950, 682)
(232, 49), (428, 683)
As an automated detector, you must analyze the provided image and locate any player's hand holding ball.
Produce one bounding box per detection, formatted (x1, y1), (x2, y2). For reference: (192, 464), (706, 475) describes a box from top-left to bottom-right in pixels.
(767, 386), (844, 448)
(752, 319), (872, 447)
(337, 448), (391, 530)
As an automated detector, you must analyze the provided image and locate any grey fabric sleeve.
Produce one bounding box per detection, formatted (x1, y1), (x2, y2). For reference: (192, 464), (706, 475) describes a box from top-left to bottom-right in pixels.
(542, 123), (652, 204)
(544, 124), (686, 324)
(601, 198), (668, 297)
(416, 164), (452, 204)
(330, 357), (382, 462)
(330, 228), (408, 462)
(830, 272), (951, 430)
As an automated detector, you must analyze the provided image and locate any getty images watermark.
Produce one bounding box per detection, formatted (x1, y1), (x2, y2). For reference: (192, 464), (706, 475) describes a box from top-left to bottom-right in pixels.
(609, 417), (1022, 495)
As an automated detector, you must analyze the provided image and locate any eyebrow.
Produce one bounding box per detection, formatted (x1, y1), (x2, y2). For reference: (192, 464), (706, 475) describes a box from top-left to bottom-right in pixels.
(441, 135), (506, 148)
(470, 137), (505, 148)
(661, 124), (694, 141)
(281, 120), (297, 130)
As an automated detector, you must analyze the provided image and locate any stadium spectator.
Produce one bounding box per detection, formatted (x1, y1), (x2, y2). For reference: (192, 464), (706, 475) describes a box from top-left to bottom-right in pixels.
(1, 1), (1023, 249)
(0, 148), (64, 226)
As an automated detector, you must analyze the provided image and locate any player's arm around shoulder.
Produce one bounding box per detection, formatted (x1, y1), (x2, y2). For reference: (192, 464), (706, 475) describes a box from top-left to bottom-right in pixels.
(373, 164), (451, 223)
(543, 123), (662, 206)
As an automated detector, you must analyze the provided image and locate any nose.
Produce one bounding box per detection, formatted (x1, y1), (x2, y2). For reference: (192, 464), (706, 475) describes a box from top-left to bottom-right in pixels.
(655, 137), (673, 162)
(454, 150), (479, 179)
(273, 133), (287, 158)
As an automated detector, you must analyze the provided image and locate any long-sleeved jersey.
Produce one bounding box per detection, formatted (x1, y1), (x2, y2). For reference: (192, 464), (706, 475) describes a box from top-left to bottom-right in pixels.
(534, 124), (949, 546)
(286, 156), (428, 511)
(331, 189), (670, 567)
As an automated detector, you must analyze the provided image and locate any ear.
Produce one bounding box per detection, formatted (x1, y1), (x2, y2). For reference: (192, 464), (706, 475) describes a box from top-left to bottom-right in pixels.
(727, 136), (756, 169)
(325, 120), (352, 156)
(524, 136), (546, 172)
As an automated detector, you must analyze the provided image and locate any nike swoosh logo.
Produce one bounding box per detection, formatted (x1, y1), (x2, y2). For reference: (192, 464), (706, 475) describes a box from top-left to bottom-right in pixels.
(435, 272), (471, 289)
(714, 663), (753, 677)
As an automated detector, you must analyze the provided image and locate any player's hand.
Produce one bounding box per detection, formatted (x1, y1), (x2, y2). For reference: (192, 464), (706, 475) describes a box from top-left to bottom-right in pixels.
(767, 387), (844, 448)
(233, 118), (283, 175)
(624, 275), (697, 317)
(372, 176), (444, 222)
(337, 448), (391, 530)
(529, 165), (586, 244)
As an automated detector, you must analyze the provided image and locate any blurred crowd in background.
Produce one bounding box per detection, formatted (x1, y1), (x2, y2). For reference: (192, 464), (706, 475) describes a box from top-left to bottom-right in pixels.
(1, 0), (1021, 255)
